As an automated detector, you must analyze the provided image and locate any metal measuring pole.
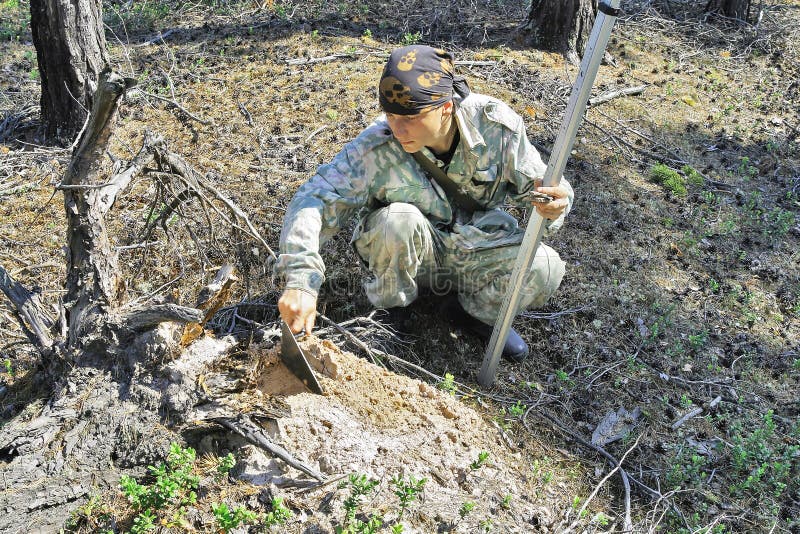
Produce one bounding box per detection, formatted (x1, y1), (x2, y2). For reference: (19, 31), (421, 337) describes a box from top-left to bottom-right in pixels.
(478, 0), (623, 387)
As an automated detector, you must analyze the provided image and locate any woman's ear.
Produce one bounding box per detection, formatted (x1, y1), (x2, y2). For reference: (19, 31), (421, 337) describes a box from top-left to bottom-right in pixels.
(441, 100), (454, 117)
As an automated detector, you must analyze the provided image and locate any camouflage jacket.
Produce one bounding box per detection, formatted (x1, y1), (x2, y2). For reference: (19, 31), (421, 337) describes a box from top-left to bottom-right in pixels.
(275, 92), (574, 296)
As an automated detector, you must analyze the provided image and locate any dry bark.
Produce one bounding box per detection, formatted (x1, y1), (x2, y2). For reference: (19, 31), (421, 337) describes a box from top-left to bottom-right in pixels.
(29, 0), (108, 143)
(525, 0), (598, 63)
(705, 0), (751, 21)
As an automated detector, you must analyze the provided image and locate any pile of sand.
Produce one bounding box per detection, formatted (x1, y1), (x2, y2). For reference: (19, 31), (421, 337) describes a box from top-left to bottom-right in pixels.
(231, 336), (558, 532)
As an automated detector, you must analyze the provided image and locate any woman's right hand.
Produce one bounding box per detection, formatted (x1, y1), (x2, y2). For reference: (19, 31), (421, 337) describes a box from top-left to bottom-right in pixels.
(278, 288), (317, 334)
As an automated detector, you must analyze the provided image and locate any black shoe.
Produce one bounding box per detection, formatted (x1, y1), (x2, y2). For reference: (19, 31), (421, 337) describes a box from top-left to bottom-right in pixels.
(376, 306), (413, 336)
(440, 296), (529, 363)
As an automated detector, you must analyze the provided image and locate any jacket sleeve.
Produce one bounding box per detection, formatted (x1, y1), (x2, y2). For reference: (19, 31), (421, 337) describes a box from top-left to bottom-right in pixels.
(274, 140), (371, 296)
(504, 111), (574, 235)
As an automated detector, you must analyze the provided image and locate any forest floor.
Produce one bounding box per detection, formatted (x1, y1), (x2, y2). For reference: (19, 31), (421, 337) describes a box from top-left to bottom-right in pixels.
(1, 0), (799, 532)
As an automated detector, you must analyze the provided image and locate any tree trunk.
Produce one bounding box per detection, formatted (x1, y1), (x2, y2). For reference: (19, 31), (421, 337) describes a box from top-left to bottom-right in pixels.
(705, 0), (751, 21)
(0, 71), (284, 532)
(29, 0), (108, 144)
(525, 0), (598, 63)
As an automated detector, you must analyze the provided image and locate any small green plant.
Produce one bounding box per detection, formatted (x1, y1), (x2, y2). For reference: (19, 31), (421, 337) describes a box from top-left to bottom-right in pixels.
(362, 28), (372, 38)
(554, 369), (575, 387)
(500, 494), (512, 509)
(310, 29), (320, 39)
(649, 163), (687, 196)
(507, 400), (526, 418)
(708, 278), (720, 292)
(64, 494), (113, 532)
(439, 372), (456, 394)
(459, 501), (475, 518)
(400, 31), (421, 45)
(336, 473), (380, 533)
(104, 0), (170, 33)
(0, 0), (31, 40)
(212, 502), (258, 532)
(688, 330), (708, 349)
(326, 109), (339, 121)
(390, 474), (427, 518)
(264, 497), (293, 527)
(470, 451), (490, 470)
(680, 394), (693, 409)
(765, 207), (795, 237)
(119, 443), (199, 531)
(681, 164), (704, 186)
(728, 410), (798, 501)
(593, 512), (611, 526)
(3, 358), (13, 376)
(665, 450), (708, 490)
(131, 509), (156, 533)
(737, 156), (758, 180)
(216, 452), (235, 479)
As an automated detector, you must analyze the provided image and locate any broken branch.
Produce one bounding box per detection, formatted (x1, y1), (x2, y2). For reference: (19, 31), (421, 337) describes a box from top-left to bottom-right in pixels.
(0, 265), (54, 351)
(589, 84), (647, 107)
(210, 414), (326, 481)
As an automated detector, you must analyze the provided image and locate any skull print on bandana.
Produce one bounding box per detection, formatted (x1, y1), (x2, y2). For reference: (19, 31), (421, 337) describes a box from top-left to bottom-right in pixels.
(378, 45), (470, 116)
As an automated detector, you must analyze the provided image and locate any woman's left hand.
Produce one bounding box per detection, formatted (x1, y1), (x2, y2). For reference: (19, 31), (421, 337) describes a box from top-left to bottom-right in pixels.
(533, 184), (570, 220)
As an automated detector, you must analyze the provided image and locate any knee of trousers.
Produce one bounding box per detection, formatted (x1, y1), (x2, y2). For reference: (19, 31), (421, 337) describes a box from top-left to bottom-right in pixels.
(521, 244), (566, 307)
(361, 202), (430, 249)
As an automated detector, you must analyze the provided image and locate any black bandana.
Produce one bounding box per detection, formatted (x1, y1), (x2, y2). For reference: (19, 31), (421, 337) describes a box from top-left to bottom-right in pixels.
(378, 45), (471, 115)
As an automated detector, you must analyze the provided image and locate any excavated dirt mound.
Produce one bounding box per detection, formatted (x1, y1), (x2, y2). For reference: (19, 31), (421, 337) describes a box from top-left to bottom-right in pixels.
(236, 337), (560, 532)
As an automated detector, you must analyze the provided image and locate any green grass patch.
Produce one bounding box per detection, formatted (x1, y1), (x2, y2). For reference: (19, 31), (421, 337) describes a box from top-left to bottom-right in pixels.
(649, 163), (687, 196)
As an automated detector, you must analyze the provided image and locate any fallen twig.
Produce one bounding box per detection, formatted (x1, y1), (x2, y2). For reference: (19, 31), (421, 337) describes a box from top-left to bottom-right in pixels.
(566, 433), (643, 532)
(285, 53), (355, 65)
(526, 406), (666, 527)
(137, 28), (177, 46)
(210, 414), (326, 481)
(132, 89), (212, 126)
(671, 395), (723, 430)
(520, 304), (591, 320)
(589, 85), (648, 107)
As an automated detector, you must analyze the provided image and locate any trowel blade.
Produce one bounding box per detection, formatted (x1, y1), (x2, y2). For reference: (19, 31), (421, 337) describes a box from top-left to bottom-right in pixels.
(280, 321), (324, 395)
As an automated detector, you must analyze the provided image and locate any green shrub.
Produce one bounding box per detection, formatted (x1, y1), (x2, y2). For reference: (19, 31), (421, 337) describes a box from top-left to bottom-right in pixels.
(119, 443), (199, 530)
(649, 163), (687, 196)
(211, 502), (258, 532)
(681, 164), (704, 186)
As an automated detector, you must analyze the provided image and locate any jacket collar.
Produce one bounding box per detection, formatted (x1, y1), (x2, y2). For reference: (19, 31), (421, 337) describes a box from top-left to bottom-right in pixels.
(453, 94), (485, 150)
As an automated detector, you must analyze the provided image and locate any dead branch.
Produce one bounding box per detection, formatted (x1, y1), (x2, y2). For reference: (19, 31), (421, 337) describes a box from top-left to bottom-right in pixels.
(115, 304), (204, 332)
(60, 69), (136, 348)
(151, 148), (276, 260)
(566, 433), (643, 532)
(527, 407), (664, 516)
(210, 414), (326, 481)
(588, 84), (648, 107)
(0, 265), (54, 352)
(284, 53), (355, 65)
(132, 89), (212, 126)
(181, 264), (238, 346)
(671, 396), (723, 430)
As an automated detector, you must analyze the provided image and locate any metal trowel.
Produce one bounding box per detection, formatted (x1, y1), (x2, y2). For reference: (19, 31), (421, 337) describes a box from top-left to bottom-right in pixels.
(280, 320), (324, 394)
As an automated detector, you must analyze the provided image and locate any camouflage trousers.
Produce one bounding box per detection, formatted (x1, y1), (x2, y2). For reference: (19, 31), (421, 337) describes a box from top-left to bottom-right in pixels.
(352, 202), (566, 324)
